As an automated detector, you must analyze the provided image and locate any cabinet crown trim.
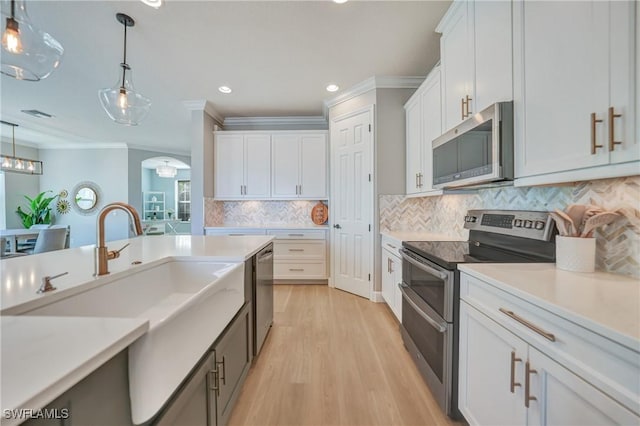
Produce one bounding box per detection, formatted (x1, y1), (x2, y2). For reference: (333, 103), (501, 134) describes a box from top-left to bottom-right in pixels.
(324, 76), (426, 109)
(222, 116), (329, 130)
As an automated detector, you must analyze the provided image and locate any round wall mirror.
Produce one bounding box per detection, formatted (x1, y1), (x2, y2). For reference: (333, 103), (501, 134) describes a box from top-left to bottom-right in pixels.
(72, 181), (102, 215)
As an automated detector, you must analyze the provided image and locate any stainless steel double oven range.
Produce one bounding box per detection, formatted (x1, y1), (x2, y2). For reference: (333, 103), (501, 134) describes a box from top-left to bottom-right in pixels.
(399, 210), (556, 419)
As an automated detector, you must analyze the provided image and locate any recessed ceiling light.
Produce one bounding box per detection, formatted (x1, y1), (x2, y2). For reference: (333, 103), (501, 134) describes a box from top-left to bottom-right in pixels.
(326, 84), (340, 93)
(218, 86), (232, 94)
(333, 0), (348, 3)
(140, 0), (162, 8)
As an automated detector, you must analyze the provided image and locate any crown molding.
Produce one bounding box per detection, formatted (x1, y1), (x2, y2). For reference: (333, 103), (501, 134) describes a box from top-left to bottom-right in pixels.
(182, 100), (224, 125)
(323, 76), (426, 111)
(223, 116), (328, 130)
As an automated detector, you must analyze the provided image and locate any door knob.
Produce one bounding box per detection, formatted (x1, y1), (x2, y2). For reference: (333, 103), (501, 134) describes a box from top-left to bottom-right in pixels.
(333, 224), (342, 229)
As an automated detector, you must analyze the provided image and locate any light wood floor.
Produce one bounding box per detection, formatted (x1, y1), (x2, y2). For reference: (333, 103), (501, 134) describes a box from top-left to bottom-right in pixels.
(228, 285), (461, 426)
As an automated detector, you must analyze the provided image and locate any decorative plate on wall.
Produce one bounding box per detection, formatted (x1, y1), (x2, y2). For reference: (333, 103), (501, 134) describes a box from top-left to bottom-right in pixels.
(59, 189), (68, 199)
(56, 199), (70, 215)
(311, 201), (328, 225)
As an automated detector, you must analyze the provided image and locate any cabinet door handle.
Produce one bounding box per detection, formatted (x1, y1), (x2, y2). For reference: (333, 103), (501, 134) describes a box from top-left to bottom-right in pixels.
(288, 233), (304, 237)
(389, 259), (394, 273)
(387, 258), (391, 273)
(608, 107), (622, 151)
(288, 248), (304, 252)
(465, 95), (472, 117)
(591, 112), (604, 154)
(209, 370), (220, 397)
(499, 308), (556, 342)
(217, 356), (226, 386)
(415, 173), (419, 189)
(461, 97), (466, 120)
(510, 351), (522, 393)
(386, 243), (397, 249)
(525, 361), (537, 408)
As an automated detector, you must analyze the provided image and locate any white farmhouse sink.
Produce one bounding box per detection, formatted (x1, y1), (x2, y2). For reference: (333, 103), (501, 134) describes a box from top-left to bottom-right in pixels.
(25, 260), (245, 424)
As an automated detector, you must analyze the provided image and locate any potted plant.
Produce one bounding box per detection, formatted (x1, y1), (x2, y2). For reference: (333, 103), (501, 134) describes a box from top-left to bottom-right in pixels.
(16, 191), (58, 229)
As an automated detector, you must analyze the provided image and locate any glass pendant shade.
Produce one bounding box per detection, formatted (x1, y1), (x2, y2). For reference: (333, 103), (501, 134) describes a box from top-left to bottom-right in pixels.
(99, 13), (150, 126)
(99, 66), (151, 126)
(0, 0), (63, 81)
(156, 161), (177, 178)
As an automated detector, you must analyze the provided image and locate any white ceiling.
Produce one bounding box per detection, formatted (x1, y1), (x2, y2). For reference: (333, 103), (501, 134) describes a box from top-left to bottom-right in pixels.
(0, 0), (449, 154)
(141, 156), (190, 169)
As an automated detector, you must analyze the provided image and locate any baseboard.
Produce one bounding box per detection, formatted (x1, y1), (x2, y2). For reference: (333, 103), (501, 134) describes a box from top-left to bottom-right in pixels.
(371, 291), (385, 303)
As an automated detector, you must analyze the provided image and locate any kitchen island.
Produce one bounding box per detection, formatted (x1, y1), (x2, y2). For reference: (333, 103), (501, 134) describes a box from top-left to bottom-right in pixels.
(0, 235), (273, 426)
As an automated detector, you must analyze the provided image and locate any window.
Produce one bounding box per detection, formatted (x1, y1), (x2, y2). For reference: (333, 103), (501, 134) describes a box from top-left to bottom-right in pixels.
(177, 180), (191, 221)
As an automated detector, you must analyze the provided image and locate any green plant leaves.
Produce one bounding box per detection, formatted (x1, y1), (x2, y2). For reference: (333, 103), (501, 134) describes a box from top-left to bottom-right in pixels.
(15, 190), (58, 229)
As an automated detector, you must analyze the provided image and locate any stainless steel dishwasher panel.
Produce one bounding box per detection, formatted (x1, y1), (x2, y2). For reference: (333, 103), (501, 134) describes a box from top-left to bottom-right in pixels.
(254, 243), (273, 356)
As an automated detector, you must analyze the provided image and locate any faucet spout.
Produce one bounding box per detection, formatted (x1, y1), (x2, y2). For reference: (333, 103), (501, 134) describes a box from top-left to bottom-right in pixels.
(95, 202), (144, 276)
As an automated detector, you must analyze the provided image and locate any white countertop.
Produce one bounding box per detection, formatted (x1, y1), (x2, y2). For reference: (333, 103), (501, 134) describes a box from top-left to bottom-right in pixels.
(380, 230), (464, 242)
(0, 235), (272, 421)
(1, 235), (273, 315)
(458, 263), (640, 350)
(1, 316), (149, 426)
(206, 223), (329, 230)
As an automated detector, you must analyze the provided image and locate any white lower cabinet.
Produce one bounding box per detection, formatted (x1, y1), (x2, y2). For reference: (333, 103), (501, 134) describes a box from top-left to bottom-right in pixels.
(459, 273), (640, 425)
(381, 235), (402, 321)
(268, 230), (327, 281)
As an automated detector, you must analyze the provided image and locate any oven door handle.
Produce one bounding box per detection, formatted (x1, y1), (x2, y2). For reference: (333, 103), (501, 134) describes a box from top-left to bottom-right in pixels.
(399, 283), (447, 333)
(400, 249), (448, 280)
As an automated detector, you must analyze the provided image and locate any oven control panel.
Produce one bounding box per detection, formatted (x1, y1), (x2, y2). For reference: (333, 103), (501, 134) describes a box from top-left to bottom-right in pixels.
(464, 210), (555, 241)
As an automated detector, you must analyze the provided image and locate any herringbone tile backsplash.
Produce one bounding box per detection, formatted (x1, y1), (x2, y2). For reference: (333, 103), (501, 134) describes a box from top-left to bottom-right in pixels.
(205, 199), (321, 226)
(380, 176), (640, 277)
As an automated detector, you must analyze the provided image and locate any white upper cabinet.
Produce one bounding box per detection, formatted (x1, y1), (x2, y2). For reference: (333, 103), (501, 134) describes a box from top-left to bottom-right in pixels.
(272, 132), (328, 199)
(405, 66), (443, 196)
(214, 133), (271, 199)
(437, 0), (512, 132)
(514, 1), (638, 185)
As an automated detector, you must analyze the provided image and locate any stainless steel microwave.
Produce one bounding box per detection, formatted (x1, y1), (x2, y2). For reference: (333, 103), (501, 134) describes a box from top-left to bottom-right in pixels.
(432, 101), (513, 189)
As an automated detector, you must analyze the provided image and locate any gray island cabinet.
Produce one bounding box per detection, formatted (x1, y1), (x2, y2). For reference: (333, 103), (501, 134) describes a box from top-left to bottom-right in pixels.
(19, 242), (273, 426)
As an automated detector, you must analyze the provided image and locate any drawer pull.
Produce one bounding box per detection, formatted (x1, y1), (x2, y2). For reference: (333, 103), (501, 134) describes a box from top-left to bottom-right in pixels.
(386, 243), (397, 249)
(228, 234), (245, 236)
(499, 308), (556, 342)
(510, 351), (522, 393)
(289, 268), (304, 272)
(288, 233), (305, 237)
(525, 361), (537, 408)
(288, 248), (305, 252)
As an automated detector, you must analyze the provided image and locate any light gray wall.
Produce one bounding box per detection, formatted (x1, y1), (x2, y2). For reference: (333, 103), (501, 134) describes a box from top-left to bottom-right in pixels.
(38, 147), (129, 247)
(1, 141), (41, 229)
(127, 148), (190, 217)
(142, 168), (191, 218)
(190, 110), (218, 235)
(376, 88), (414, 195)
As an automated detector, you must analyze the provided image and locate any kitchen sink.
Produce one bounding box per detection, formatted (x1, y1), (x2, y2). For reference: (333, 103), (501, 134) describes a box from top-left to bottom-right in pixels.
(24, 260), (245, 424)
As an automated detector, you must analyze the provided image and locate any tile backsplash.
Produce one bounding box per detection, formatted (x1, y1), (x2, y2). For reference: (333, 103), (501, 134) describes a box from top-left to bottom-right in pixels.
(380, 176), (639, 277)
(205, 199), (325, 226)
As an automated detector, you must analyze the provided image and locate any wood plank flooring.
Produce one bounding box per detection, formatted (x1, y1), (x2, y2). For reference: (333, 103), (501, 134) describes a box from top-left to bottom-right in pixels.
(228, 285), (461, 426)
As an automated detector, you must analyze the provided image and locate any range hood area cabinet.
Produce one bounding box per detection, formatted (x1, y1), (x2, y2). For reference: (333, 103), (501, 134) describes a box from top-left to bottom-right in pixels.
(405, 65), (443, 196)
(436, 0), (513, 133)
(213, 131), (328, 201)
(513, 1), (639, 186)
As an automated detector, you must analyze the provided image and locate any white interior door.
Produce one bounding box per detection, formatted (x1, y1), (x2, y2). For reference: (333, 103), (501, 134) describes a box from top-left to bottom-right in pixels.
(330, 108), (373, 299)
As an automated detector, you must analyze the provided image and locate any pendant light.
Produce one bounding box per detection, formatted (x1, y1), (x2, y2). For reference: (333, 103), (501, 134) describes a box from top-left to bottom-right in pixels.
(98, 13), (150, 126)
(156, 160), (177, 178)
(0, 120), (43, 175)
(0, 0), (64, 81)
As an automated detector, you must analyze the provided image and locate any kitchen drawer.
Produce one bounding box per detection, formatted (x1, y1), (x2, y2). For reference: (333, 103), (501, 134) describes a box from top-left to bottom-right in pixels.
(381, 235), (402, 255)
(274, 262), (326, 279)
(267, 230), (326, 240)
(273, 240), (325, 260)
(460, 272), (640, 415)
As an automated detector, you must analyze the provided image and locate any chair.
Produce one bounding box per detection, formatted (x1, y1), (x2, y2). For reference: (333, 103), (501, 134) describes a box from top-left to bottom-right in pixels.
(29, 228), (68, 254)
(49, 225), (70, 248)
(17, 224), (51, 251)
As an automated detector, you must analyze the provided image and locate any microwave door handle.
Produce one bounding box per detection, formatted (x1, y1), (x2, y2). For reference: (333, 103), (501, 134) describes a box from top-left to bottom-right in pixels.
(400, 249), (448, 280)
(399, 284), (447, 333)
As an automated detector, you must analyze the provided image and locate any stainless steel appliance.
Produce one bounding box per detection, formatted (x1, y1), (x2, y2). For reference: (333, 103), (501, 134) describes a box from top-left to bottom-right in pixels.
(399, 210), (556, 419)
(432, 101), (513, 189)
(254, 243), (274, 356)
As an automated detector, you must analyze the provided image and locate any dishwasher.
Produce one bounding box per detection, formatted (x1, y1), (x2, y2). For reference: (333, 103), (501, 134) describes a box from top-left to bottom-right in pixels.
(254, 243), (273, 356)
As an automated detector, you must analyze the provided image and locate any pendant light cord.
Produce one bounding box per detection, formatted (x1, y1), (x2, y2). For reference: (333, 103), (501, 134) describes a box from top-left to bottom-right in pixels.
(10, 0), (15, 18)
(11, 125), (16, 158)
(120, 22), (128, 89)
